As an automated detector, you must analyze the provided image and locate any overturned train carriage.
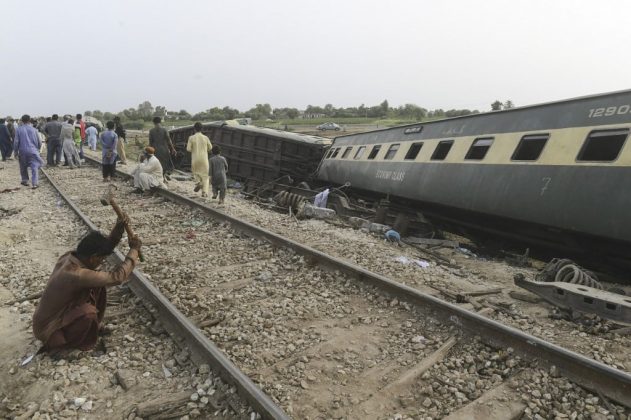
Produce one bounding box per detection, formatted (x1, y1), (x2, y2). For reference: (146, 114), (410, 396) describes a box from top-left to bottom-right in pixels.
(169, 122), (331, 183)
(316, 89), (631, 271)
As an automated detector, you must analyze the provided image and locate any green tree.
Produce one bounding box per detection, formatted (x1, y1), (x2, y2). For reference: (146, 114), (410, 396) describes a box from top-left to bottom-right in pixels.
(504, 100), (515, 109)
(222, 106), (239, 120)
(491, 100), (503, 111)
(286, 108), (299, 119)
(137, 101), (154, 120)
(379, 100), (389, 117)
(154, 105), (167, 117)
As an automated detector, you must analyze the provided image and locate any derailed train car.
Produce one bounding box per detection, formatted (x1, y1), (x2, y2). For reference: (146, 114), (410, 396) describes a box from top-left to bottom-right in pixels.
(169, 121), (331, 184)
(316, 89), (631, 269)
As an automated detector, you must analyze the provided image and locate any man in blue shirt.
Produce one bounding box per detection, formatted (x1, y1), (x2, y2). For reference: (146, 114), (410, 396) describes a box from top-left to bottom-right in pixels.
(13, 115), (44, 188)
(100, 121), (118, 181)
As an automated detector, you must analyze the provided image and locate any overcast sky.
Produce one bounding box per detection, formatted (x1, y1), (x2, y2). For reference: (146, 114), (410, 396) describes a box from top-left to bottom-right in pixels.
(1, 0), (629, 116)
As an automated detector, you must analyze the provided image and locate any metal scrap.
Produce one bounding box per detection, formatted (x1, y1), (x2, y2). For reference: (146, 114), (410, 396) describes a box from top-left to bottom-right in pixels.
(514, 273), (631, 326)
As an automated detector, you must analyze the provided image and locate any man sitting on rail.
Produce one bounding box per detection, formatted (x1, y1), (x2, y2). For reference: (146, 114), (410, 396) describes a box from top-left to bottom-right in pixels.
(131, 146), (165, 195)
(32, 219), (142, 355)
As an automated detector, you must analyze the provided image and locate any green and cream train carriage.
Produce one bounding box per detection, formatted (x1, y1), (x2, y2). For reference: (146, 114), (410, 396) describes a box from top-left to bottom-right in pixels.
(316, 90), (631, 268)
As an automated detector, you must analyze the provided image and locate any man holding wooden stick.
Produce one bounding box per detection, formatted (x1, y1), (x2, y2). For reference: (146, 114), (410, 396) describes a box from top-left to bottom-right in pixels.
(32, 217), (142, 354)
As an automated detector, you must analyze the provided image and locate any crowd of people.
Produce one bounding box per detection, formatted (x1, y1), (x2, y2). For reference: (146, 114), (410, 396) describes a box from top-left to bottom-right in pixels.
(0, 114), (231, 356)
(2, 114), (228, 203)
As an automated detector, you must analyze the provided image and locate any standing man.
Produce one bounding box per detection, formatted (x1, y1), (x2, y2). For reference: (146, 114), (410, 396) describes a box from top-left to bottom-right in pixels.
(209, 145), (229, 204)
(44, 114), (63, 166)
(61, 118), (81, 168)
(74, 116), (84, 160)
(113, 116), (127, 165)
(0, 118), (12, 161)
(131, 147), (165, 195)
(86, 124), (98, 151)
(149, 117), (175, 180)
(13, 115), (44, 188)
(6, 117), (16, 158)
(186, 122), (212, 197)
(100, 121), (118, 181)
(33, 218), (142, 354)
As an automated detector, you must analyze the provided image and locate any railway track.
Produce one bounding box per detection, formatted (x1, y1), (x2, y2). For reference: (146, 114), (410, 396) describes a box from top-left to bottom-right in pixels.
(40, 159), (631, 419)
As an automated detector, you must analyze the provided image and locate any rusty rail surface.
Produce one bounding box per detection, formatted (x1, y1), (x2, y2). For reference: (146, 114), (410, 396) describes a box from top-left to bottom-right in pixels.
(41, 167), (290, 420)
(80, 157), (631, 408)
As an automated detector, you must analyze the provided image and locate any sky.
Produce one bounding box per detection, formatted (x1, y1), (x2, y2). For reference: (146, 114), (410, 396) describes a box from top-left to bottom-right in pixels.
(1, 0), (630, 116)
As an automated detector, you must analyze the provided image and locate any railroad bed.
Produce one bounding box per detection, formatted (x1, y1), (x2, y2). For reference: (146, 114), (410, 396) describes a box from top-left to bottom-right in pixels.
(100, 149), (631, 379)
(36, 158), (631, 419)
(0, 160), (248, 419)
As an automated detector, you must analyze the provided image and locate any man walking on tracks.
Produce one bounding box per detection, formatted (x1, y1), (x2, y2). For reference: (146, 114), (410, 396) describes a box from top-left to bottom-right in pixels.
(13, 115), (44, 188)
(149, 117), (176, 180)
(61, 118), (81, 168)
(186, 122), (212, 197)
(100, 121), (118, 181)
(33, 218), (142, 354)
(209, 145), (229, 204)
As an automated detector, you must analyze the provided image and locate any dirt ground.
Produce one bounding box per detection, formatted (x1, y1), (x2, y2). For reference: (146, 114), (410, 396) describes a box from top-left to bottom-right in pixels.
(0, 159), (241, 419)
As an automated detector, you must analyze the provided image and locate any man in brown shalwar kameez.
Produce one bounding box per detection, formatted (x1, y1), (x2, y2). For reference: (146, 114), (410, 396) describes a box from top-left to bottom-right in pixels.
(33, 219), (142, 354)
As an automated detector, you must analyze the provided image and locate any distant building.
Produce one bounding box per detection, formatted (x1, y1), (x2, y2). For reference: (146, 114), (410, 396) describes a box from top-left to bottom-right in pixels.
(299, 111), (326, 119)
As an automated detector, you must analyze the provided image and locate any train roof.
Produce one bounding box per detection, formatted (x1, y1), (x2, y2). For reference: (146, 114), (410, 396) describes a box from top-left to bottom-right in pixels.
(332, 89), (631, 145)
(170, 120), (332, 146)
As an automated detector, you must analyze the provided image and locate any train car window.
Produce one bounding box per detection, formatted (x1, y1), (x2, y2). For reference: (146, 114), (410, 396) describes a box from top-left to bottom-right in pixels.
(431, 140), (454, 160)
(512, 134), (550, 161)
(367, 145), (382, 160)
(465, 137), (494, 160)
(384, 144), (400, 160)
(405, 142), (423, 160)
(354, 146), (366, 159)
(577, 129), (629, 162)
(341, 147), (353, 159)
(331, 147), (341, 159)
(325, 148), (335, 159)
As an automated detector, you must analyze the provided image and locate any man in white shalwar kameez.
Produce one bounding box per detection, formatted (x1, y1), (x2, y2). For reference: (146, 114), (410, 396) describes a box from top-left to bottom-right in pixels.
(186, 122), (212, 197)
(132, 147), (165, 194)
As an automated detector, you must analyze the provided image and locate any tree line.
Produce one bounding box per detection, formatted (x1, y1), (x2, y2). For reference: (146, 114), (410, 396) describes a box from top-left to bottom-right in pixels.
(84, 99), (514, 129)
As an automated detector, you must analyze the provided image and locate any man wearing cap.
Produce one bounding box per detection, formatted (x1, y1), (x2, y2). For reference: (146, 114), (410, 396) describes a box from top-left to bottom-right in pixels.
(131, 146), (165, 195)
(33, 218), (142, 354)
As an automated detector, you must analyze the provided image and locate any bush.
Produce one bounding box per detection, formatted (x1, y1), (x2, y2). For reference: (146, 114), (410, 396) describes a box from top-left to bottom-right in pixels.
(125, 119), (145, 130)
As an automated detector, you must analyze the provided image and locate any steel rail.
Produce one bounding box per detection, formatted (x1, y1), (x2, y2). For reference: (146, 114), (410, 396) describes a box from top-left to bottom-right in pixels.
(41, 167), (290, 420)
(81, 155), (631, 408)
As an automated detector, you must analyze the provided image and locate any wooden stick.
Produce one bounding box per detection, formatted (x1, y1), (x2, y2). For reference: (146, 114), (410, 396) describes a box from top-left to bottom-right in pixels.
(197, 318), (223, 329)
(427, 284), (458, 300)
(463, 287), (502, 297)
(136, 391), (191, 417)
(383, 335), (458, 392)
